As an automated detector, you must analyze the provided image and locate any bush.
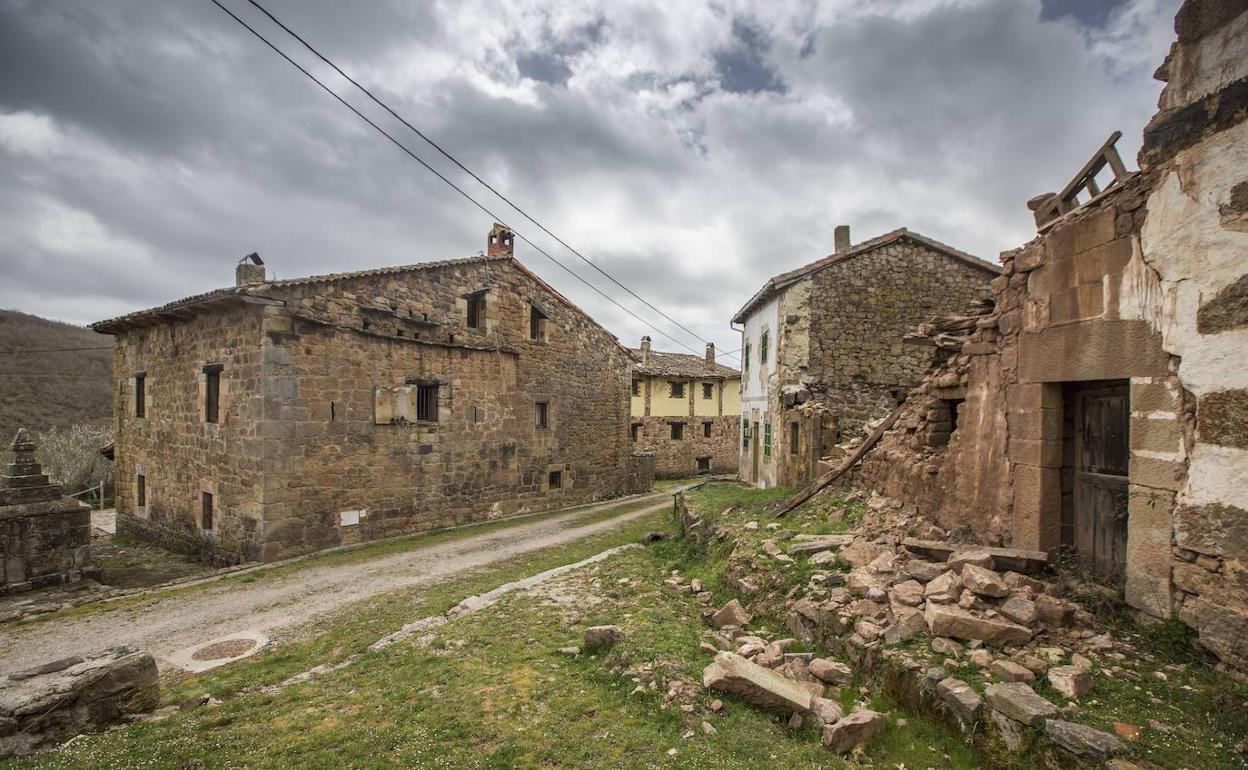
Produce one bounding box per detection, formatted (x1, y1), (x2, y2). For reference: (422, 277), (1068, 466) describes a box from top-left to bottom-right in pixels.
(36, 423), (114, 496)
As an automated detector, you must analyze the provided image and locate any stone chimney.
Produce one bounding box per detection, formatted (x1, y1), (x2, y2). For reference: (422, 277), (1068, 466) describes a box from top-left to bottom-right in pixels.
(705, 342), (715, 365)
(487, 223), (514, 257)
(834, 225), (851, 254)
(640, 335), (651, 365)
(236, 252), (266, 286)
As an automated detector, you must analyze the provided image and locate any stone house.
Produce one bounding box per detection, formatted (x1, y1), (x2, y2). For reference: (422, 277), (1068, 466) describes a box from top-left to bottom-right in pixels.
(91, 225), (645, 564)
(732, 226), (999, 488)
(628, 338), (740, 477)
(857, 0), (1248, 670)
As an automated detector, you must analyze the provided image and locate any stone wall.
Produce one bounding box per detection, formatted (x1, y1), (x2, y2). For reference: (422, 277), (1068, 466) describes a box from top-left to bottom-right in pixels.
(108, 256), (637, 562)
(631, 415), (739, 478)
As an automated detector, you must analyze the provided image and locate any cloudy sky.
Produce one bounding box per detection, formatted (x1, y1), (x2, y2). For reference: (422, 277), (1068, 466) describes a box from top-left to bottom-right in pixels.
(0, 0), (1180, 363)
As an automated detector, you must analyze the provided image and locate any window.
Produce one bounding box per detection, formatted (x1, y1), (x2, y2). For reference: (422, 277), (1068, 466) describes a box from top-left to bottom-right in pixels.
(529, 304), (548, 341)
(790, 422), (800, 455)
(670, 381), (685, 398)
(742, 421), (750, 449)
(631, 379), (641, 397)
(535, 401), (549, 429)
(697, 457), (711, 472)
(702, 382), (714, 400)
(548, 470), (562, 489)
(134, 373), (146, 418)
(703, 421), (713, 438)
(465, 291), (486, 329)
(631, 424), (641, 442)
(417, 384), (439, 422)
(764, 422), (772, 458)
(136, 474), (146, 508)
(744, 342), (751, 370)
(201, 491), (214, 531)
(671, 422), (685, 440)
(761, 331), (769, 364)
(203, 364), (223, 423)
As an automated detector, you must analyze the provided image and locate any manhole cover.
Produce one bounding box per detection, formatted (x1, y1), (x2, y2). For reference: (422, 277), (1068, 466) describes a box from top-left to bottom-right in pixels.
(191, 638), (258, 661)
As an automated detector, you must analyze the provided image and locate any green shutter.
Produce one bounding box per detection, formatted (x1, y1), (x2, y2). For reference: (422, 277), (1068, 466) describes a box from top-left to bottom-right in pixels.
(761, 332), (769, 364)
(764, 422), (772, 458)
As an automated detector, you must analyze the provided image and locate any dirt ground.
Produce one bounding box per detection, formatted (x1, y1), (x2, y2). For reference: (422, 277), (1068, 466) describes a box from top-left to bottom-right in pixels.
(0, 492), (677, 674)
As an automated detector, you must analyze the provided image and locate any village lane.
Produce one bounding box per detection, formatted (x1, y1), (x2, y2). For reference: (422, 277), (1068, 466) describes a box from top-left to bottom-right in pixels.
(0, 490), (681, 674)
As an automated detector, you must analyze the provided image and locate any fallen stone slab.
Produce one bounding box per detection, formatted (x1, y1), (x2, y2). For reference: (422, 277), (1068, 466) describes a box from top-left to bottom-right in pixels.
(806, 696), (845, 729)
(808, 658), (853, 685)
(906, 560), (947, 582)
(901, 539), (1049, 574)
(702, 652), (813, 714)
(822, 709), (887, 754)
(999, 596), (1039, 626)
(990, 659), (1035, 683)
(710, 599), (752, 629)
(0, 647), (158, 759)
(788, 534), (855, 554)
(1045, 719), (1123, 760)
(924, 570), (962, 603)
(948, 550), (996, 571)
(936, 677), (982, 721)
(1048, 665), (1093, 699)
(984, 682), (1057, 726)
(925, 603), (1033, 645)
(961, 564), (1010, 598)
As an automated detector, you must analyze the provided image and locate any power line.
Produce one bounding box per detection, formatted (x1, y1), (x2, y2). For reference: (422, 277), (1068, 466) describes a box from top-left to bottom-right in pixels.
(230, 0), (738, 364)
(0, 346), (112, 354)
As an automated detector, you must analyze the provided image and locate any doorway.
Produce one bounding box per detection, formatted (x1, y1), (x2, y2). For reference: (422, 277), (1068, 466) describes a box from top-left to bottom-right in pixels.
(1061, 381), (1129, 580)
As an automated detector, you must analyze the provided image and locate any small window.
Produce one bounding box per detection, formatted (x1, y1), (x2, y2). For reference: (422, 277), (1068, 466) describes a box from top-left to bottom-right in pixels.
(548, 470), (562, 489)
(631, 379), (641, 397)
(417, 384), (439, 422)
(703, 421), (712, 438)
(744, 342), (751, 370)
(670, 381), (685, 398)
(790, 422), (800, 455)
(761, 331), (769, 364)
(697, 457), (711, 472)
(946, 398), (965, 435)
(134, 373), (146, 419)
(702, 382), (714, 400)
(203, 364), (223, 423)
(529, 304), (548, 341)
(201, 491), (214, 531)
(671, 422), (684, 440)
(631, 424), (641, 442)
(136, 474), (146, 508)
(466, 291), (486, 329)
(535, 401), (549, 429)
(764, 422), (772, 458)
(742, 421), (750, 449)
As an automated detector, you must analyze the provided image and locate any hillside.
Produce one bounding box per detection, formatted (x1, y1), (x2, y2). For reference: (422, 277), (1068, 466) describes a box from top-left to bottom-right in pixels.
(0, 309), (113, 444)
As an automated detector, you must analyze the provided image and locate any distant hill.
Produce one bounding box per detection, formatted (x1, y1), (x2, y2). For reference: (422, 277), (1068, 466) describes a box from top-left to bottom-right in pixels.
(0, 309), (113, 444)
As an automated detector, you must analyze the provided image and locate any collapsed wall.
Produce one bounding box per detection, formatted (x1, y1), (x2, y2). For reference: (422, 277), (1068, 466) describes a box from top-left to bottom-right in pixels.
(857, 0), (1248, 670)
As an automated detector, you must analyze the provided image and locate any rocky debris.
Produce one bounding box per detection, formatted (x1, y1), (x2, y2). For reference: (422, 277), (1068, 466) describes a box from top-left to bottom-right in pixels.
(948, 550), (995, 572)
(808, 658), (853, 685)
(788, 534), (853, 555)
(906, 559), (947, 582)
(936, 677), (982, 720)
(702, 652), (813, 714)
(0, 647), (159, 759)
(999, 597), (1039, 626)
(806, 696), (845, 729)
(891, 579), (925, 606)
(925, 603), (1032, 645)
(984, 682), (1057, 726)
(584, 625), (625, 649)
(1047, 665), (1092, 699)
(822, 709), (887, 754)
(960, 564), (1009, 598)
(1034, 594), (1075, 627)
(1045, 719), (1123, 760)
(990, 659), (1035, 682)
(924, 571), (962, 603)
(710, 599), (751, 629)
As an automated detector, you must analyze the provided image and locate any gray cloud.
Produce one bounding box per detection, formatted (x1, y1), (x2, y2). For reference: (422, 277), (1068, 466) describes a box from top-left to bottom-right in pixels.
(0, 0), (1180, 364)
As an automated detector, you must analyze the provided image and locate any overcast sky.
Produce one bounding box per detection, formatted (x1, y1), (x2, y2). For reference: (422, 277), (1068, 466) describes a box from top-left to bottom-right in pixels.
(0, 0), (1179, 363)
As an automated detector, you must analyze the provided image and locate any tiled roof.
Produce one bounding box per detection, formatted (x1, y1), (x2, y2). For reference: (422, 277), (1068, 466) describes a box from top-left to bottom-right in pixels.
(731, 228), (1001, 323)
(628, 349), (740, 379)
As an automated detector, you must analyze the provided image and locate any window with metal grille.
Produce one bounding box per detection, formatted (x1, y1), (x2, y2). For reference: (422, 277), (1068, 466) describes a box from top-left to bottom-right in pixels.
(466, 291), (486, 329)
(135, 373), (145, 418)
(548, 470), (562, 489)
(201, 491), (214, 531)
(535, 401), (549, 429)
(764, 422), (772, 458)
(670, 381), (685, 398)
(136, 474), (146, 507)
(761, 331), (769, 364)
(203, 364), (223, 423)
(703, 421), (712, 438)
(742, 421), (750, 449)
(670, 422), (684, 440)
(417, 384), (439, 422)
(744, 342), (750, 370)
(702, 382), (713, 400)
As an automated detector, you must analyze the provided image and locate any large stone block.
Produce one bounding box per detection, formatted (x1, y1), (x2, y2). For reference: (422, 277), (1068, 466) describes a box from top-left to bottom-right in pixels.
(1174, 501), (1248, 559)
(1129, 415), (1184, 454)
(1012, 464), (1062, 551)
(1196, 273), (1248, 334)
(1130, 380), (1180, 414)
(1128, 453), (1186, 492)
(1124, 486), (1175, 617)
(1007, 408), (1062, 442)
(1197, 389), (1248, 448)
(702, 652), (813, 714)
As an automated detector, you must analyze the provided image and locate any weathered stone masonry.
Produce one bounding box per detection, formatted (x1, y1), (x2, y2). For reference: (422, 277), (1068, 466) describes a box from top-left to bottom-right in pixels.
(94, 230), (642, 563)
(857, 0), (1248, 671)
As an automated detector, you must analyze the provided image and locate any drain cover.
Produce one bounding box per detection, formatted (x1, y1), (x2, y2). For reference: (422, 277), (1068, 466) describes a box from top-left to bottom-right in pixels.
(191, 638), (258, 661)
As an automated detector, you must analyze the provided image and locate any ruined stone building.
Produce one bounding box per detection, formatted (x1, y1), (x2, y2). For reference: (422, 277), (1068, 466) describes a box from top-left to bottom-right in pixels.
(732, 226), (999, 488)
(857, 0), (1248, 671)
(91, 225), (645, 564)
(628, 338), (740, 477)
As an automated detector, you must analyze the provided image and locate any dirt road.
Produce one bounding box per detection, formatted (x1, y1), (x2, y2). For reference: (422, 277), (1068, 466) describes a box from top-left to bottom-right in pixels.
(0, 491), (678, 673)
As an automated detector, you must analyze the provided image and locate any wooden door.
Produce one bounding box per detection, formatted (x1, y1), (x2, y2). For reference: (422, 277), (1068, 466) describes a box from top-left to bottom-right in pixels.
(1072, 383), (1129, 580)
